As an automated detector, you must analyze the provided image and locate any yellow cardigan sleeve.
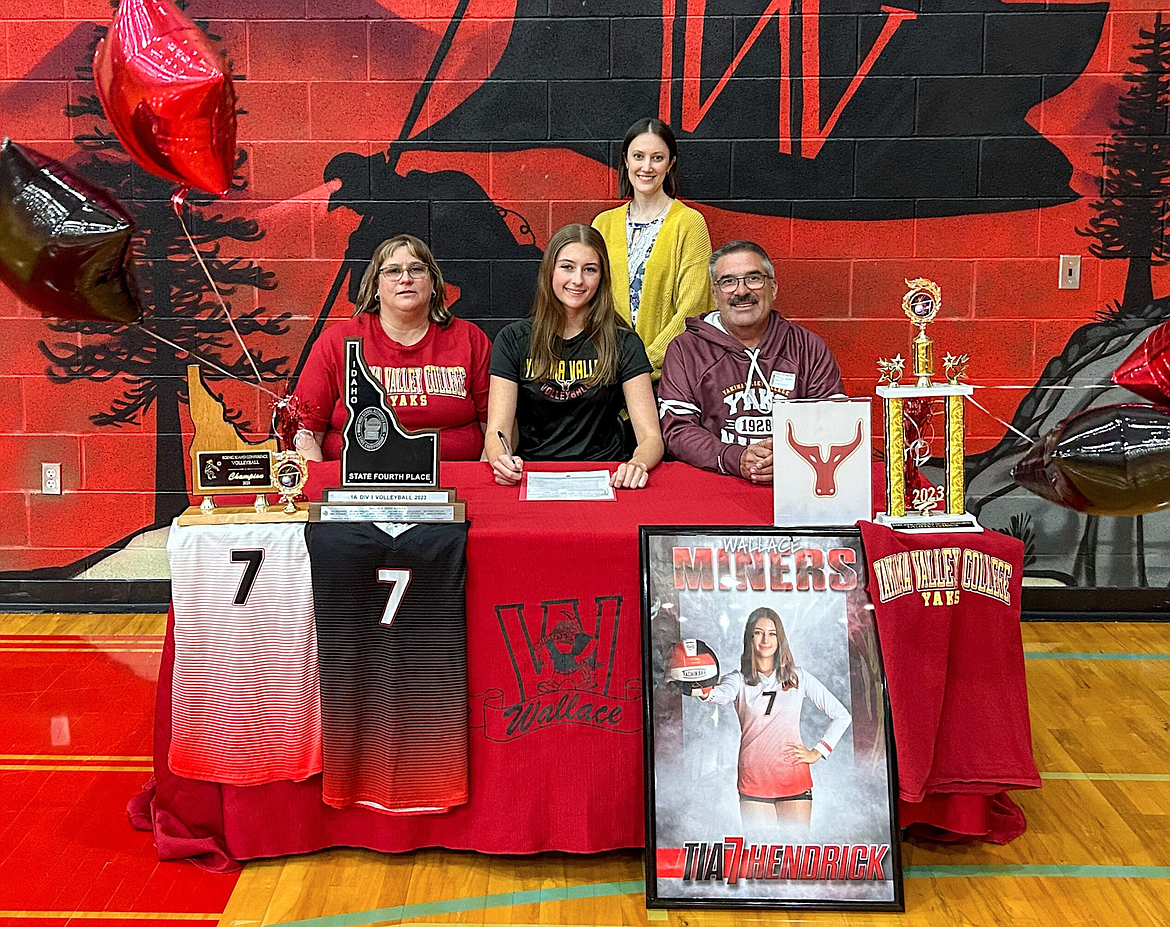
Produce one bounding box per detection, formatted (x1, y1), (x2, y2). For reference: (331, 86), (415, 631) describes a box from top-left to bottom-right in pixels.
(593, 201), (715, 378)
(641, 203), (715, 376)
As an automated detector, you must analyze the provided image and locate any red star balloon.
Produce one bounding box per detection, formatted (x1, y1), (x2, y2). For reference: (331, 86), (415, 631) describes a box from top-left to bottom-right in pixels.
(93, 0), (236, 197)
(1112, 320), (1170, 407)
(0, 139), (141, 324)
(1012, 404), (1170, 516)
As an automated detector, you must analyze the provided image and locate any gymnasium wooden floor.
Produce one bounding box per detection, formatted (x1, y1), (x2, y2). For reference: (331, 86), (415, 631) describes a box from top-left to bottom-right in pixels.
(3, 614), (1168, 927)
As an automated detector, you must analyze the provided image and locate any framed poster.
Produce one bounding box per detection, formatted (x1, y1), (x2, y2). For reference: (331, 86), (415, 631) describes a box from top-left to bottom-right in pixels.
(641, 527), (903, 911)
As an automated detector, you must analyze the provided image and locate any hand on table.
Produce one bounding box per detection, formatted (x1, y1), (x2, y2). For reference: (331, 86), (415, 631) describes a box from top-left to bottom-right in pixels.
(611, 461), (650, 489)
(784, 742), (821, 765)
(491, 452), (523, 485)
(739, 437), (774, 484)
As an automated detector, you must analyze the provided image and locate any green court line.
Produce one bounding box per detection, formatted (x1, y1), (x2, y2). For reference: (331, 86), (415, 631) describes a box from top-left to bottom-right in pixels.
(1041, 771), (1170, 782)
(1024, 652), (1170, 660)
(262, 866), (1170, 927)
(907, 864), (1170, 879)
(265, 881), (643, 927)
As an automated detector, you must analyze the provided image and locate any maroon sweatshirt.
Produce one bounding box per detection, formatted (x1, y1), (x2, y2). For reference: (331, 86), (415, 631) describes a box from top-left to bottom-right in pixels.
(658, 311), (845, 476)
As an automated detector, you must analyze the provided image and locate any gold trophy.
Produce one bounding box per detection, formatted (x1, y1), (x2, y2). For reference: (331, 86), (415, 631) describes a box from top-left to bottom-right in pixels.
(274, 451), (310, 515)
(875, 279), (981, 533)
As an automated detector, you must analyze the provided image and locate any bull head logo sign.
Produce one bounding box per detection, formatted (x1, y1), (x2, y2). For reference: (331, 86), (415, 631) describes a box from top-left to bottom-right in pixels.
(786, 419), (865, 497)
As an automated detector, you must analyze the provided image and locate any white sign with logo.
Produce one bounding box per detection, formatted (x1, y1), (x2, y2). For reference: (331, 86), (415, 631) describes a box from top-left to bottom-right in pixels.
(772, 398), (872, 528)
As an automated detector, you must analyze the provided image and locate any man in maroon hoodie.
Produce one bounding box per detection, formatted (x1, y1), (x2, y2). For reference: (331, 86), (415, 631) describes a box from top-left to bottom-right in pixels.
(657, 240), (845, 483)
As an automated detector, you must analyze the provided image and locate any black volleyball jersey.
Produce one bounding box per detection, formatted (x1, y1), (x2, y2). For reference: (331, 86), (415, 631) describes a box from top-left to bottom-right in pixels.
(307, 521), (470, 814)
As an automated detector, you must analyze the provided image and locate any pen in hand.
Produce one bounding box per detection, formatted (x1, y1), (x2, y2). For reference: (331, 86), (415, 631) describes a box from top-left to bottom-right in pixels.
(497, 431), (521, 471)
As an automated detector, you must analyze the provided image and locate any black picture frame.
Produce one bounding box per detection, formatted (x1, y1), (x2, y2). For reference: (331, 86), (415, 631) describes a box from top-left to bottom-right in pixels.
(640, 526), (903, 911)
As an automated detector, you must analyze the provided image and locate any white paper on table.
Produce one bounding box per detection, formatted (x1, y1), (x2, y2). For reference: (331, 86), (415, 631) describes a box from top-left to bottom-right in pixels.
(522, 470), (616, 501)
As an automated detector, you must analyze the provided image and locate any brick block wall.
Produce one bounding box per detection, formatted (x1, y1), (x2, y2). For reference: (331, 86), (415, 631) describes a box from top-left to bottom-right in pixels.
(0, 0), (1166, 586)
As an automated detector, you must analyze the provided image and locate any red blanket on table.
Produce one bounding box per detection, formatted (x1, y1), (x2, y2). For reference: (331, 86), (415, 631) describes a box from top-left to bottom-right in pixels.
(131, 461), (776, 869)
(130, 461), (1036, 868)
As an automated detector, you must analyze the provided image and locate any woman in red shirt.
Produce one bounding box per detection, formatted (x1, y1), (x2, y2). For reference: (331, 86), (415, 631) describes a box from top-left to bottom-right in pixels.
(295, 234), (491, 461)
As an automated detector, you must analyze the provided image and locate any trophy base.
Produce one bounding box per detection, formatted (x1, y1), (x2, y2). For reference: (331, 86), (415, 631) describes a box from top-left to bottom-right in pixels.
(309, 500), (466, 523)
(321, 487), (456, 503)
(875, 511), (983, 534)
(177, 504), (309, 526)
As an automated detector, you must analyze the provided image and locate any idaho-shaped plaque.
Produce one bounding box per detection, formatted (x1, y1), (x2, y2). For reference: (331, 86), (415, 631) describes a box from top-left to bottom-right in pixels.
(340, 339), (439, 487)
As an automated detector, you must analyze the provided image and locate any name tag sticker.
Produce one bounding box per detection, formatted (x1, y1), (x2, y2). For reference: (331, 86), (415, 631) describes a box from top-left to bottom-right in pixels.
(770, 371), (796, 393)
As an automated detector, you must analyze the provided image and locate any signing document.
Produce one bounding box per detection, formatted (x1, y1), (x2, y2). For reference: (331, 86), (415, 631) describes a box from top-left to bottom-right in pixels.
(522, 470), (616, 502)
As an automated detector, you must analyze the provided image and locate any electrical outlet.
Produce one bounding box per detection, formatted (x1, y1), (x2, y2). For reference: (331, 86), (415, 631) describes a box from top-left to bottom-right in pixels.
(1059, 255), (1081, 290)
(42, 462), (62, 495)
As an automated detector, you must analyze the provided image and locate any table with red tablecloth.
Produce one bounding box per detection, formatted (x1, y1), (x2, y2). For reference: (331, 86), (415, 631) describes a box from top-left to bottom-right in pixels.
(130, 461), (1036, 870)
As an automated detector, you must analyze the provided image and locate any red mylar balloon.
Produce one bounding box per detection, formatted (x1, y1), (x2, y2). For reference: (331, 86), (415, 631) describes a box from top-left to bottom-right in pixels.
(1113, 320), (1170, 407)
(1012, 404), (1170, 516)
(93, 0), (236, 198)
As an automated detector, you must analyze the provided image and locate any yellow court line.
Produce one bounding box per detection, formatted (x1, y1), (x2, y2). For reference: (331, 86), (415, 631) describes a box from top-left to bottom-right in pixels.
(0, 754), (151, 761)
(0, 913), (220, 921)
(0, 646), (162, 653)
(0, 765), (152, 773)
(1041, 771), (1170, 782)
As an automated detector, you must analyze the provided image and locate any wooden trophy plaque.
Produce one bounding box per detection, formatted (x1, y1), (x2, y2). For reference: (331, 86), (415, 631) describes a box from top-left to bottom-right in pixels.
(177, 365), (309, 525)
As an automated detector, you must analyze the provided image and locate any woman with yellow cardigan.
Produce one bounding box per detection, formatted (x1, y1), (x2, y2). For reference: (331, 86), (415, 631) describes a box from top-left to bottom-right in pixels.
(592, 117), (715, 379)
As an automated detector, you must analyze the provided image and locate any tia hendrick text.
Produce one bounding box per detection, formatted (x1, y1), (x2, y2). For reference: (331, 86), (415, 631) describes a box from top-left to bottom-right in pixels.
(679, 839), (890, 883)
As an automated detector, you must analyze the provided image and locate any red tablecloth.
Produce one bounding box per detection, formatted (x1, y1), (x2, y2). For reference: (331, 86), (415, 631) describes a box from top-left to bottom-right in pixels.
(132, 461), (774, 870)
(130, 461), (1037, 869)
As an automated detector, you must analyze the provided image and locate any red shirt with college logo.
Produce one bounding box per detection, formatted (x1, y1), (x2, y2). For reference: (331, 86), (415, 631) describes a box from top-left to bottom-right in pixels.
(859, 521), (1040, 842)
(297, 312), (492, 460)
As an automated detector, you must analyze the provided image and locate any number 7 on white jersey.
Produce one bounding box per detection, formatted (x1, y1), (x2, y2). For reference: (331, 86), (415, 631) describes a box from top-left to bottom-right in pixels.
(376, 568), (412, 626)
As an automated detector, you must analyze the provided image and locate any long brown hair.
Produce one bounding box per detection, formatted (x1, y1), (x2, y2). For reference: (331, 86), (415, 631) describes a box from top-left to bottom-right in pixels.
(352, 234), (452, 327)
(741, 607), (798, 690)
(618, 117), (679, 199)
(527, 224), (629, 385)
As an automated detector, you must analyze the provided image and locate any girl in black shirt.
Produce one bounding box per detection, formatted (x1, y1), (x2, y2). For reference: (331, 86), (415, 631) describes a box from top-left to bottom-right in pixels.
(486, 224), (663, 488)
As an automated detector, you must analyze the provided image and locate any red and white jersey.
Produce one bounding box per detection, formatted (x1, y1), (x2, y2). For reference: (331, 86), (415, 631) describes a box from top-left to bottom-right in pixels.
(708, 667), (851, 799)
(166, 520), (322, 785)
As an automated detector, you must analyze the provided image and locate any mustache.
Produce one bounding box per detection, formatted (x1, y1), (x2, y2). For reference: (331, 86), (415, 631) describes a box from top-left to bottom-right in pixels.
(729, 295), (759, 307)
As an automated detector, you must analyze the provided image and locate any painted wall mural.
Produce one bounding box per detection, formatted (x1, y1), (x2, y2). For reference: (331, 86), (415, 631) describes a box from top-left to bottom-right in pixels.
(0, 0), (1167, 598)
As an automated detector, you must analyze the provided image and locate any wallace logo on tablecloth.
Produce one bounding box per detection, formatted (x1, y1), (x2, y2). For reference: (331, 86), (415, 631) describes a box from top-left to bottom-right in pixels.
(472, 595), (642, 741)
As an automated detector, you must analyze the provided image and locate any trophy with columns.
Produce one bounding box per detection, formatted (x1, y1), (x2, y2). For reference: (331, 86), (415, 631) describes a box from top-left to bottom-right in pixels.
(875, 279), (981, 533)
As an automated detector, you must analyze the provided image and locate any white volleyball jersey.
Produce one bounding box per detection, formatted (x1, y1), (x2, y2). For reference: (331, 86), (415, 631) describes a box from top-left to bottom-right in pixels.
(167, 520), (322, 785)
(708, 667), (851, 799)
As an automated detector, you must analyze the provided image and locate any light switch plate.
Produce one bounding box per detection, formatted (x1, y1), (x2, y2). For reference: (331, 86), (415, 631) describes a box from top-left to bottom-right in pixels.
(1059, 255), (1081, 290)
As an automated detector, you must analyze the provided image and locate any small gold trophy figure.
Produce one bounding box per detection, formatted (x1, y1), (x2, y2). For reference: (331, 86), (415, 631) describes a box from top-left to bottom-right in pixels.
(875, 279), (981, 532)
(274, 451), (310, 515)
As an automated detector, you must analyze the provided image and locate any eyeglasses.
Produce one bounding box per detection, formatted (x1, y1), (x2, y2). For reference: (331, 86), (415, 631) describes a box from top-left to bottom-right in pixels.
(715, 273), (771, 293)
(380, 263), (429, 280)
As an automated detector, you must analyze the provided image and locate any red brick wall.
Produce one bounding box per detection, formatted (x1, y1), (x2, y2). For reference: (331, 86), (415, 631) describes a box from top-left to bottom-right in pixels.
(0, 0), (1165, 581)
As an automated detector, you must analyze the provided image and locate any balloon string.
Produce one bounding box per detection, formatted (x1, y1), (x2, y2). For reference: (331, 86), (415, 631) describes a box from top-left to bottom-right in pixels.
(136, 324), (282, 400)
(965, 393), (1035, 444)
(175, 207), (267, 390)
(972, 383), (1118, 391)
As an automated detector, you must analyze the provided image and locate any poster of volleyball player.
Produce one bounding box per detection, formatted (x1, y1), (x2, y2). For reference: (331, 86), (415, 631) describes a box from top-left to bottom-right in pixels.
(641, 528), (901, 910)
